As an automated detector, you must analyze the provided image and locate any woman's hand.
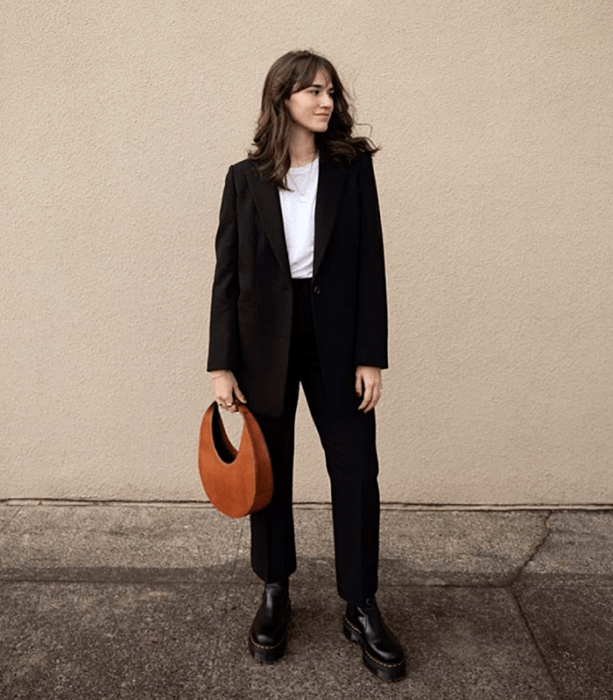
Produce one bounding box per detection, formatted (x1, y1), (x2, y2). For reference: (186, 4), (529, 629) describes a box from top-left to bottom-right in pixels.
(355, 365), (382, 412)
(210, 370), (247, 413)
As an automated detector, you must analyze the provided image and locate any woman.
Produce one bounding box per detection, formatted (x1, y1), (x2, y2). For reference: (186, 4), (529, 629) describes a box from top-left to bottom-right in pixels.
(207, 50), (405, 682)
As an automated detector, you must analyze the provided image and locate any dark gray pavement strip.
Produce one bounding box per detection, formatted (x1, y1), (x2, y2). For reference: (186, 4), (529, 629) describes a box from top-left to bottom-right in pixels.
(514, 584), (613, 700)
(207, 584), (559, 700)
(0, 579), (560, 700)
(0, 581), (227, 700)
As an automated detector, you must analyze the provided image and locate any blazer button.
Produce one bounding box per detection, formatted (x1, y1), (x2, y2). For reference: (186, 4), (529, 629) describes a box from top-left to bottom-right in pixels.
(313, 285), (321, 295)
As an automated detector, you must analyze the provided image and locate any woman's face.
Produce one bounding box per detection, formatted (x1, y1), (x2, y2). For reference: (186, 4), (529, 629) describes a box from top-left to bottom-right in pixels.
(286, 69), (334, 135)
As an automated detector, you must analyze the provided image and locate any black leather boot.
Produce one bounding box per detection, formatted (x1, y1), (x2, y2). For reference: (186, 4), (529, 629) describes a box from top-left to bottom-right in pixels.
(343, 597), (406, 681)
(248, 580), (291, 663)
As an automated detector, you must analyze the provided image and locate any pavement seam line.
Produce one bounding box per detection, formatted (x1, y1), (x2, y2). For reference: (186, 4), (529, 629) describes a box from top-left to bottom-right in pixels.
(510, 510), (552, 586)
(0, 506), (23, 537)
(5, 499), (613, 511)
(509, 589), (565, 700)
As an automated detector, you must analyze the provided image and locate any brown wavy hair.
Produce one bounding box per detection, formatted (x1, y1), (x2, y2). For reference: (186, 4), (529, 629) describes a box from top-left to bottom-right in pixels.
(248, 50), (378, 188)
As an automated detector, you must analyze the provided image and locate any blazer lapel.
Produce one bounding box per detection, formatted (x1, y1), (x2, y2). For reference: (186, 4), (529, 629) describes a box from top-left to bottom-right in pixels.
(246, 158), (348, 281)
(247, 169), (292, 280)
(314, 159), (348, 278)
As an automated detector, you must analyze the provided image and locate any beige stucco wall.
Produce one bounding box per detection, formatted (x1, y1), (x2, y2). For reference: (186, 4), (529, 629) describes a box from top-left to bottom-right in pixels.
(2, 0), (612, 504)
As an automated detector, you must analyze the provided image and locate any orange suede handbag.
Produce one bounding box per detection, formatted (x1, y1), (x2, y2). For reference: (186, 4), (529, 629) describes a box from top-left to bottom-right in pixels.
(198, 401), (273, 518)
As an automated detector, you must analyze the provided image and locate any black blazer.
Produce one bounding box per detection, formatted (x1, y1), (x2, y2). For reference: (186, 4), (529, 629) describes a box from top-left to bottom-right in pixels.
(207, 151), (388, 417)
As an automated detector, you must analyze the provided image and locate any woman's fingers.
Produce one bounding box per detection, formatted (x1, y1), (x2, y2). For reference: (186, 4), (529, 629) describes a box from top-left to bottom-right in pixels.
(362, 392), (379, 412)
(359, 383), (379, 412)
(357, 385), (372, 411)
(356, 366), (382, 412)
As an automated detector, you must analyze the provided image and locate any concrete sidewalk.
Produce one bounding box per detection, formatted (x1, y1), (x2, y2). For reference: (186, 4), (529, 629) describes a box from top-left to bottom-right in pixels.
(1, 503), (612, 699)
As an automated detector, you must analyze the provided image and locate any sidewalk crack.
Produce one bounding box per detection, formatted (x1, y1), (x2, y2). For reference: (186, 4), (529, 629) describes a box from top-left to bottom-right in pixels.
(511, 510), (552, 585)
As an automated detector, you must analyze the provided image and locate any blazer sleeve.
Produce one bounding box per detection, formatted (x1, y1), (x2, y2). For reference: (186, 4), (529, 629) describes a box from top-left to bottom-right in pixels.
(206, 166), (241, 372)
(354, 152), (389, 369)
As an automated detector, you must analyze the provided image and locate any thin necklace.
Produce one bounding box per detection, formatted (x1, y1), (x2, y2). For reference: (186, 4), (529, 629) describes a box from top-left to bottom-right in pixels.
(287, 154), (317, 203)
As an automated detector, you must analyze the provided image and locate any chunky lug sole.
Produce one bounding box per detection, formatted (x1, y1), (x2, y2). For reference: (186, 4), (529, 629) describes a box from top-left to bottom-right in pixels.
(248, 630), (288, 664)
(343, 617), (406, 682)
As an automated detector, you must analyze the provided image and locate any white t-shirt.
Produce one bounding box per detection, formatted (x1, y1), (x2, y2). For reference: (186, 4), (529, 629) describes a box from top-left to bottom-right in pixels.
(278, 157), (319, 279)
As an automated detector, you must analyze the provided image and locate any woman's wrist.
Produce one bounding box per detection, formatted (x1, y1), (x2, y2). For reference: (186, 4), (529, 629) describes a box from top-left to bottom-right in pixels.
(210, 369), (232, 379)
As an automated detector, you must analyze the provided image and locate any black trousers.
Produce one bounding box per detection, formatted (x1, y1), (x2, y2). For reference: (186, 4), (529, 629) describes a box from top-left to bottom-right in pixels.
(250, 279), (380, 605)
